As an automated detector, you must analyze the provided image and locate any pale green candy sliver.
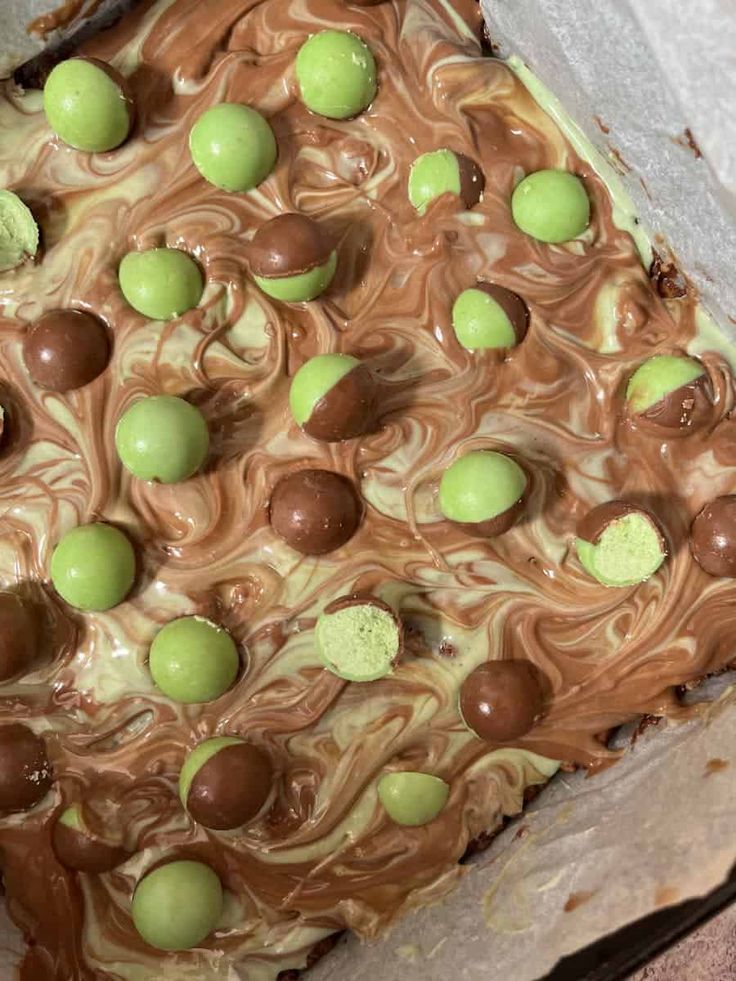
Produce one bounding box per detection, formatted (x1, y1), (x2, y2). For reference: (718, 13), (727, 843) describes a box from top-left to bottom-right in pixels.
(0, 190), (39, 273)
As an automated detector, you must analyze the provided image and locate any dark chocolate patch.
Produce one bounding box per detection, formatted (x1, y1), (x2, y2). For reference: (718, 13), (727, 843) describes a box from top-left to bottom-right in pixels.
(0, 592), (37, 682)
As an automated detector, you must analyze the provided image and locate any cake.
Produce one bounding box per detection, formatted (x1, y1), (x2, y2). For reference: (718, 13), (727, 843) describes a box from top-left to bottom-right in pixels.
(0, 0), (734, 977)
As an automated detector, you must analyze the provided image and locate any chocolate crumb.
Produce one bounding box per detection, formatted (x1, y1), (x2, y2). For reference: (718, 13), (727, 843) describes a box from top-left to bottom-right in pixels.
(705, 757), (729, 776)
(674, 127), (702, 158)
(438, 639), (457, 657)
(564, 890), (596, 912)
(649, 251), (688, 299)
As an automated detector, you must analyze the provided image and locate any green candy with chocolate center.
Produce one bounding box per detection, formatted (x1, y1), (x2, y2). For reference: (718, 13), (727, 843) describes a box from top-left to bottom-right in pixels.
(576, 501), (666, 587)
(249, 213), (337, 302)
(315, 595), (402, 682)
(439, 450), (527, 537)
(408, 149), (485, 215)
(289, 354), (376, 441)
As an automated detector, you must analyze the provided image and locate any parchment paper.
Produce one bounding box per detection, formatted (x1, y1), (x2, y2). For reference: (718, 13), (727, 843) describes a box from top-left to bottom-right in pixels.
(1, 1), (736, 979)
(0, 0), (130, 80)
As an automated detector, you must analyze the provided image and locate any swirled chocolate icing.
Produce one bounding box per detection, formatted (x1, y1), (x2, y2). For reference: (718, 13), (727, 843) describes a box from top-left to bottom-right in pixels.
(1, 0), (736, 978)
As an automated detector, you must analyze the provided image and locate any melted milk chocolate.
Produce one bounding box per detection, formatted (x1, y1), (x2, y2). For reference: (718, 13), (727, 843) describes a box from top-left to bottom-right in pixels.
(0, 0), (735, 977)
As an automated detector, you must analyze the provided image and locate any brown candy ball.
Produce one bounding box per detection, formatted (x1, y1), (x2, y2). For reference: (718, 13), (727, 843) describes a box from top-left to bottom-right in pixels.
(459, 661), (543, 742)
(249, 213), (333, 278)
(0, 592), (37, 682)
(187, 742), (274, 831)
(23, 310), (110, 392)
(0, 723), (52, 812)
(270, 469), (361, 555)
(690, 496), (736, 577)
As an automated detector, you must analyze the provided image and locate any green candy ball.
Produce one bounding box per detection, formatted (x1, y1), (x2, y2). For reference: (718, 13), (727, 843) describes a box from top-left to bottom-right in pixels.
(43, 58), (131, 153)
(189, 103), (277, 193)
(50, 523), (136, 612)
(378, 772), (449, 827)
(452, 288), (515, 351)
(253, 250), (337, 303)
(439, 450), (526, 524)
(625, 354), (704, 415)
(289, 353), (359, 425)
(408, 149), (461, 215)
(0, 190), (39, 273)
(118, 248), (203, 320)
(511, 169), (590, 243)
(115, 395), (209, 483)
(149, 616), (239, 704)
(296, 30), (377, 120)
(132, 860), (223, 951)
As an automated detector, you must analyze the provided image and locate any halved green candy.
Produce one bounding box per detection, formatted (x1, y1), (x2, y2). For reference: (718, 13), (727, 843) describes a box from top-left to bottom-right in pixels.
(0, 190), (39, 272)
(315, 596), (401, 682)
(576, 501), (666, 587)
(408, 149), (484, 215)
(625, 354), (706, 421)
(378, 772), (449, 826)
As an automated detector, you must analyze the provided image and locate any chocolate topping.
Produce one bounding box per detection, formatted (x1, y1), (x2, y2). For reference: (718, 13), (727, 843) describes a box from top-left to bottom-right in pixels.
(459, 661), (544, 742)
(577, 501), (657, 545)
(187, 742), (274, 830)
(0, 592), (37, 682)
(690, 496), (736, 578)
(270, 469), (361, 555)
(456, 153), (485, 209)
(1, 0), (735, 975)
(637, 374), (713, 432)
(0, 724), (52, 812)
(304, 364), (377, 441)
(474, 282), (529, 344)
(449, 497), (524, 538)
(249, 214), (334, 279)
(52, 818), (128, 874)
(23, 310), (110, 392)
